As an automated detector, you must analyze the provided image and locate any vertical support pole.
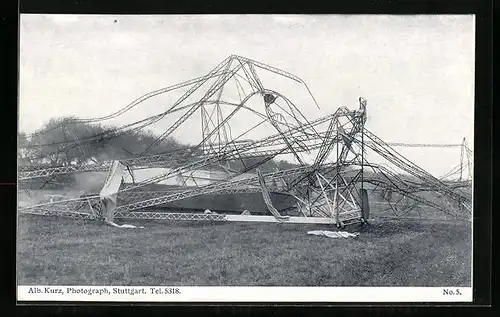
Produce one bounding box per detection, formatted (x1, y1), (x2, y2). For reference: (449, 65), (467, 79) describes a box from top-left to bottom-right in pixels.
(61, 125), (70, 166)
(360, 97), (366, 218)
(335, 119), (340, 224)
(332, 181), (338, 218)
(361, 114), (364, 213)
(216, 104), (222, 153)
(459, 137), (466, 213)
(201, 106), (206, 155)
(459, 137), (465, 181)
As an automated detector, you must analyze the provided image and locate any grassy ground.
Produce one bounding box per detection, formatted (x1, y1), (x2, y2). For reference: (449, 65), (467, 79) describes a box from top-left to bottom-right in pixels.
(17, 214), (471, 286)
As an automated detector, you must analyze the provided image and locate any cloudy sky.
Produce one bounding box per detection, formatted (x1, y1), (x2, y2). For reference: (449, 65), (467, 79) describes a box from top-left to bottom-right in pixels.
(19, 14), (475, 176)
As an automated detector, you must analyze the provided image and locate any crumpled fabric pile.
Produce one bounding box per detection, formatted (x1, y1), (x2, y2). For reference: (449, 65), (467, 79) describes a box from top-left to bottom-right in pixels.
(307, 230), (359, 238)
(105, 221), (145, 229)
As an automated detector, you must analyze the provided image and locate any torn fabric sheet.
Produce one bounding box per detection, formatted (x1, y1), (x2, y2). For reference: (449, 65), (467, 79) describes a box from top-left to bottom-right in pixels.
(307, 230), (359, 238)
(99, 161), (128, 204)
(99, 161), (128, 223)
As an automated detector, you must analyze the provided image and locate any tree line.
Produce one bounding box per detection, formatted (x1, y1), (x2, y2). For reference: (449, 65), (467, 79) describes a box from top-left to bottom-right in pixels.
(18, 116), (186, 167)
(18, 116), (298, 173)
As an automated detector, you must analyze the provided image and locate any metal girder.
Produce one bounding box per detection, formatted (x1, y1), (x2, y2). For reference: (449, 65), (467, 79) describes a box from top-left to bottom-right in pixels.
(18, 114), (336, 181)
(362, 128), (470, 203)
(114, 211), (227, 221)
(141, 61), (245, 154)
(113, 211), (362, 223)
(232, 55), (303, 83)
(19, 208), (97, 220)
(19, 163), (112, 180)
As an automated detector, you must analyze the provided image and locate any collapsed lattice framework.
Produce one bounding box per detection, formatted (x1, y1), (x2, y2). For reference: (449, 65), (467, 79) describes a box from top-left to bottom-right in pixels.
(18, 55), (472, 226)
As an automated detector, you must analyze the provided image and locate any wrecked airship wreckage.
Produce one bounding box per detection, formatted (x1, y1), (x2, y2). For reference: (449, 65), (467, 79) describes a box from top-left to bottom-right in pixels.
(18, 55), (472, 228)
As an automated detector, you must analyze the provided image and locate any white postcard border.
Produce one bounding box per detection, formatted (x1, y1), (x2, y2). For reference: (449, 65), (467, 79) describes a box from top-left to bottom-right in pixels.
(18, 286), (473, 302)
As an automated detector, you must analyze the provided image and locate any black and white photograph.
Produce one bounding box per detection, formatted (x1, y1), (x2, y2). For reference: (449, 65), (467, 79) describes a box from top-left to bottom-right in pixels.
(17, 14), (474, 302)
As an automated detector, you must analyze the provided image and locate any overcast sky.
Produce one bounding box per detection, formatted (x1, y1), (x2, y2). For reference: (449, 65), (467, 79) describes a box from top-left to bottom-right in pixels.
(19, 14), (475, 176)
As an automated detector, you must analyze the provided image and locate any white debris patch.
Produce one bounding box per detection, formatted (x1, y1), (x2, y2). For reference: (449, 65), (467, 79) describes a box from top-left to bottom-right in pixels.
(105, 221), (145, 229)
(307, 230), (360, 238)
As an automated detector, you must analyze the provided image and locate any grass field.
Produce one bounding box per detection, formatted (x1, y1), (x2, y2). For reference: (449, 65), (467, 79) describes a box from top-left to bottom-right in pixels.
(17, 214), (471, 287)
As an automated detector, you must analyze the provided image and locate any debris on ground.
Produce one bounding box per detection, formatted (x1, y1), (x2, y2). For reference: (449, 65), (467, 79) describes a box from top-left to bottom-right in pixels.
(307, 230), (359, 238)
(105, 221), (145, 229)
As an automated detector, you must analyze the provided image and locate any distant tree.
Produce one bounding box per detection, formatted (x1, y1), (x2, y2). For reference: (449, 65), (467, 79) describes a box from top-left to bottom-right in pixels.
(18, 131), (37, 165)
(19, 117), (188, 166)
(109, 129), (186, 157)
(276, 160), (301, 170)
(26, 117), (109, 166)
